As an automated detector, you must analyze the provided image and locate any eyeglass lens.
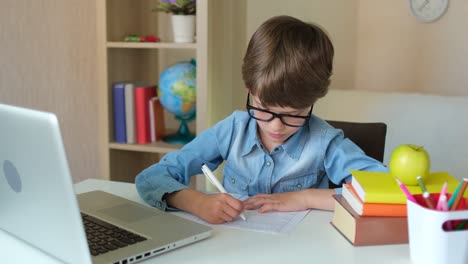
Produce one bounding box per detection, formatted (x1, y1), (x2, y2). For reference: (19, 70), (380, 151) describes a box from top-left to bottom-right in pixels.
(248, 109), (306, 126)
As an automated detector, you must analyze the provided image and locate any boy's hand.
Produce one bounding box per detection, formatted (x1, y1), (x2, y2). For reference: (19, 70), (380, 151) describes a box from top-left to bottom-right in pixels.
(165, 189), (244, 224)
(243, 192), (308, 213)
(243, 189), (336, 212)
(195, 193), (244, 224)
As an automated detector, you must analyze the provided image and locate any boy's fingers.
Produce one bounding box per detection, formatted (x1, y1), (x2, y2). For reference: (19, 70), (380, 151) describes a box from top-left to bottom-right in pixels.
(225, 196), (244, 211)
(244, 196), (274, 209)
(258, 202), (281, 213)
(222, 203), (240, 220)
(243, 199), (261, 209)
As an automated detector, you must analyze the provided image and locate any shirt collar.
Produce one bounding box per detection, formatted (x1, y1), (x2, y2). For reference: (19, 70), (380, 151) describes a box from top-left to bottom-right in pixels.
(282, 126), (308, 160)
(241, 117), (260, 156)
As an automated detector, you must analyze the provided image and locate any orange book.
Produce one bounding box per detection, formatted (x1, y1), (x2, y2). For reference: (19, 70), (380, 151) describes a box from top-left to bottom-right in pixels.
(149, 97), (166, 142)
(331, 195), (408, 246)
(342, 183), (407, 217)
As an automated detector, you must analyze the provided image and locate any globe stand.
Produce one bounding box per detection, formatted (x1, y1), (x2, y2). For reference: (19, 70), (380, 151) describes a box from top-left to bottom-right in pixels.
(163, 114), (195, 145)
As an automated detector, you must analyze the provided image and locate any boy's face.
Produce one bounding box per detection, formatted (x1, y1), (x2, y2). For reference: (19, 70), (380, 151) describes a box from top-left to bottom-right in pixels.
(250, 95), (311, 147)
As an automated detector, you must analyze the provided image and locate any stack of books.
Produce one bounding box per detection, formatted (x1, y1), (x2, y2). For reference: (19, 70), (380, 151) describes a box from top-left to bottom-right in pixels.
(331, 170), (461, 246)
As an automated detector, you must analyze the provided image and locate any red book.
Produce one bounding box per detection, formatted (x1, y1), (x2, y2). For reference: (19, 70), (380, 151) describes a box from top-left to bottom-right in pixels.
(134, 85), (156, 144)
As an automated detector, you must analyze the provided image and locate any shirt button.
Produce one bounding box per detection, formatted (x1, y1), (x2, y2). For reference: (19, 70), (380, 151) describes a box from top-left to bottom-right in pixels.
(231, 179), (236, 184)
(266, 162), (271, 167)
(296, 184), (302, 189)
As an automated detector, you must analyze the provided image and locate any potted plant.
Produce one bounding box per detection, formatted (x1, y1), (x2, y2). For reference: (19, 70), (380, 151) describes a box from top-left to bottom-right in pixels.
(155, 0), (196, 43)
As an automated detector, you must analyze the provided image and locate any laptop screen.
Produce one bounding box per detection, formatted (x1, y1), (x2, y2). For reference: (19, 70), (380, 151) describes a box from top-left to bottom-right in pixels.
(0, 103), (92, 264)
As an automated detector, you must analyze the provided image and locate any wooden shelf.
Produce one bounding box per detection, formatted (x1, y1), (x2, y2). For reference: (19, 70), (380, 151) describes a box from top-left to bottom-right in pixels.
(107, 42), (198, 49)
(109, 141), (182, 154)
(97, 0), (208, 189)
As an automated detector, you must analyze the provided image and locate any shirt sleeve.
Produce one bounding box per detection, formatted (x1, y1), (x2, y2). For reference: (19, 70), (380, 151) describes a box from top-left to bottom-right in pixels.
(323, 128), (388, 192)
(135, 114), (236, 210)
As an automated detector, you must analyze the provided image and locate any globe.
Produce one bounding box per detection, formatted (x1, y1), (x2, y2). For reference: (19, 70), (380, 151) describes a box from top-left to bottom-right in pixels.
(158, 60), (196, 144)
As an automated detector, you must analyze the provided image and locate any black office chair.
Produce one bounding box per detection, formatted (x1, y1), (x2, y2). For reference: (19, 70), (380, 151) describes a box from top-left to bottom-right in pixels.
(326, 120), (387, 188)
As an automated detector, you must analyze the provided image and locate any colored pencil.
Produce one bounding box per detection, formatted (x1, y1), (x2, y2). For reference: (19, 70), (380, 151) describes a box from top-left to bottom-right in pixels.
(450, 178), (468, 211)
(395, 177), (417, 203)
(417, 176), (434, 209)
(436, 181), (448, 210)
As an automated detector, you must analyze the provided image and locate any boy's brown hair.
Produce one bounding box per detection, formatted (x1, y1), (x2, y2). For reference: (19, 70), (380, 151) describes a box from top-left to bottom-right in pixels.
(242, 15), (334, 109)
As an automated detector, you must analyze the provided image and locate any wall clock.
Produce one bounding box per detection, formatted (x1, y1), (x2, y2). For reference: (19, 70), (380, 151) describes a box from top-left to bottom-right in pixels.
(409, 0), (449, 23)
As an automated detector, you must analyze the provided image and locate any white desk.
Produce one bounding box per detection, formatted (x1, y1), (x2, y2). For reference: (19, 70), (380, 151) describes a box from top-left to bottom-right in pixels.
(74, 179), (412, 264)
(0, 179), (412, 263)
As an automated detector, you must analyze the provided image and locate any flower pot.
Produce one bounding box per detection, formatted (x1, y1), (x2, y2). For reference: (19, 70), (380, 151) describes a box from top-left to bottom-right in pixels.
(171, 15), (196, 43)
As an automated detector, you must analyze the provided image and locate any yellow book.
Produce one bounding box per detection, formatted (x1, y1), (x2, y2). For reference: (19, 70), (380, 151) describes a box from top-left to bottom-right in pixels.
(350, 171), (464, 204)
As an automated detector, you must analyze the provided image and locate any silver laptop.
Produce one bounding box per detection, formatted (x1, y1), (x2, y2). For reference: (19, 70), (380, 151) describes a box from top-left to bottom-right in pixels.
(0, 103), (212, 264)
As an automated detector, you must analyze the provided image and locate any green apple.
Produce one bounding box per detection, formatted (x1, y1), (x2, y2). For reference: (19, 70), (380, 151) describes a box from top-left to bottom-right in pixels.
(389, 144), (431, 186)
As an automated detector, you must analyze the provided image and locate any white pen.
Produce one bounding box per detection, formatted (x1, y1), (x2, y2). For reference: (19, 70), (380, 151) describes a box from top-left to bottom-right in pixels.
(201, 163), (247, 221)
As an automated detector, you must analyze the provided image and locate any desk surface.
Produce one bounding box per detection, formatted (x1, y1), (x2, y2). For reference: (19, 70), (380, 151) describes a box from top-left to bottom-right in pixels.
(0, 179), (412, 263)
(74, 179), (411, 264)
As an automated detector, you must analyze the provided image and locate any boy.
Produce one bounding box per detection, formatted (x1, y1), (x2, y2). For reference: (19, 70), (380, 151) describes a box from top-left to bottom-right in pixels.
(136, 15), (387, 224)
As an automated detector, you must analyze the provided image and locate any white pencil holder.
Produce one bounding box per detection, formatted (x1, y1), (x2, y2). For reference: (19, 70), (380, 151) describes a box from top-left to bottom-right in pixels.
(407, 194), (468, 264)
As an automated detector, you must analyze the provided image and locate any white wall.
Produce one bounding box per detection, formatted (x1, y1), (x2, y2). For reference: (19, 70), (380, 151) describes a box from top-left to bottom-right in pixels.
(0, 0), (98, 182)
(246, 0), (358, 92)
(355, 0), (468, 96)
(235, 0), (468, 105)
(314, 89), (468, 181)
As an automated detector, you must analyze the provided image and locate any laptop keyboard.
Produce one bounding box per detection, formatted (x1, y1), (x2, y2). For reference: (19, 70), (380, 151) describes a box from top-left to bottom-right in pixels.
(81, 213), (147, 256)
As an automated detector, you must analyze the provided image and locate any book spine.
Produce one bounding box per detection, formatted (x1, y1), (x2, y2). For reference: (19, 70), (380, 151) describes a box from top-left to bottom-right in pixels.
(124, 83), (136, 144)
(149, 97), (156, 142)
(150, 97), (166, 141)
(134, 86), (156, 144)
(112, 83), (126, 143)
(362, 203), (407, 217)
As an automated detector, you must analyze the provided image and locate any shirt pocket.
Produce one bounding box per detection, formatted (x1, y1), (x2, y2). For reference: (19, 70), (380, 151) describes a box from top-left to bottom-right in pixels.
(278, 173), (318, 192)
(223, 164), (250, 194)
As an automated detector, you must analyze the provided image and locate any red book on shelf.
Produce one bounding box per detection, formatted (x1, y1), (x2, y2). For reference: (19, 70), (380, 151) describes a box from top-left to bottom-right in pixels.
(134, 85), (156, 144)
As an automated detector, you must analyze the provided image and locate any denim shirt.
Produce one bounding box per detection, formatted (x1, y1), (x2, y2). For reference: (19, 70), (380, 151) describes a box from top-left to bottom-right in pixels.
(135, 111), (388, 210)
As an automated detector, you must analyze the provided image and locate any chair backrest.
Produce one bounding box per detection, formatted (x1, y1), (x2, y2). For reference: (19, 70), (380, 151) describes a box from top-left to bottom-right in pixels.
(326, 120), (387, 188)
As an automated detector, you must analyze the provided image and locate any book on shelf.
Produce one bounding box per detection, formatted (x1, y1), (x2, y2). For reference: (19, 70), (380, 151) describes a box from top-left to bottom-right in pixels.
(331, 194), (408, 246)
(149, 97), (166, 142)
(112, 82), (126, 143)
(124, 82), (136, 144)
(342, 183), (407, 217)
(134, 85), (156, 144)
(124, 81), (149, 144)
(350, 170), (462, 204)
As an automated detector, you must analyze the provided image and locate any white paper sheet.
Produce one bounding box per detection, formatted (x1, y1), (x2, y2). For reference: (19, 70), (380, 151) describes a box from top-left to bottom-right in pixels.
(173, 194), (310, 234)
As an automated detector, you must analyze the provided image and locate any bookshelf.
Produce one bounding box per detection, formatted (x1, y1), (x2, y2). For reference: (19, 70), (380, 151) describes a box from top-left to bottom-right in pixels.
(96, 0), (208, 188)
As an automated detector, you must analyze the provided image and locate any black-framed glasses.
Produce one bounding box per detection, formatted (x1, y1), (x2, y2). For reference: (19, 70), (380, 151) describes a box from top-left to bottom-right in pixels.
(246, 93), (313, 127)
